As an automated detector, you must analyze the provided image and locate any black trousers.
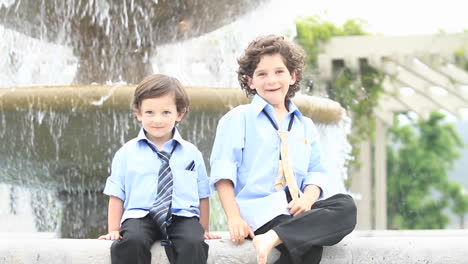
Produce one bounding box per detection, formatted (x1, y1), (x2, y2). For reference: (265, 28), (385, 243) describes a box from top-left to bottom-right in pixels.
(110, 215), (208, 264)
(254, 193), (357, 264)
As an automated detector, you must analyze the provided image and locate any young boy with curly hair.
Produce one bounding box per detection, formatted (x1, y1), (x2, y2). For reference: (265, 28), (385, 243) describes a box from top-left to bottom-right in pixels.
(210, 35), (357, 264)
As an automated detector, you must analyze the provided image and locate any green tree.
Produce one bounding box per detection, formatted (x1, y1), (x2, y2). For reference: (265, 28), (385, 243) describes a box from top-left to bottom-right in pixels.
(447, 182), (468, 229)
(295, 16), (368, 68)
(387, 112), (466, 229)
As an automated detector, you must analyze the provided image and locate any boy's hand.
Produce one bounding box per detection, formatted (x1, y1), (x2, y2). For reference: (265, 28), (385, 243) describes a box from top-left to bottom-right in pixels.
(204, 232), (222, 240)
(287, 195), (316, 216)
(98, 230), (121, 240)
(288, 185), (321, 216)
(228, 216), (255, 245)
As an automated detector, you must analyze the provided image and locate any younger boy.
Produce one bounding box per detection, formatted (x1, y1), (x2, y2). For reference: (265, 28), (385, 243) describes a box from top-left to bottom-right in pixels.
(99, 74), (219, 264)
(210, 35), (357, 264)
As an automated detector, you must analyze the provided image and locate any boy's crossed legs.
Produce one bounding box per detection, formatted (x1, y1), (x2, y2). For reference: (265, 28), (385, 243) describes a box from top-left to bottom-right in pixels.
(253, 194), (356, 264)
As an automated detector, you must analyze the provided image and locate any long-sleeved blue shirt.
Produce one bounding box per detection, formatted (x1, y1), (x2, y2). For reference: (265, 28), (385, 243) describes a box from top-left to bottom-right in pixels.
(104, 128), (210, 224)
(210, 95), (327, 231)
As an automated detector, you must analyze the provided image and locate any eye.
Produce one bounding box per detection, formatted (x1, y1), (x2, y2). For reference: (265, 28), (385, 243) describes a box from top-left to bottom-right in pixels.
(163, 111), (172, 115)
(256, 72), (266, 77)
(276, 69), (285, 74)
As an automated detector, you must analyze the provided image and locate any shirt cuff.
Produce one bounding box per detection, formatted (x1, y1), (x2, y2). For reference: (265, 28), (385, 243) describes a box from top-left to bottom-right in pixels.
(198, 178), (211, 199)
(103, 178), (125, 201)
(210, 160), (238, 191)
(303, 171), (328, 199)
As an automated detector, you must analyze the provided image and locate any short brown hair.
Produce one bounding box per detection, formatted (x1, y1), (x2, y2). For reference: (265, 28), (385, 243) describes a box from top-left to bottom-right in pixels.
(237, 35), (305, 99)
(133, 74), (189, 116)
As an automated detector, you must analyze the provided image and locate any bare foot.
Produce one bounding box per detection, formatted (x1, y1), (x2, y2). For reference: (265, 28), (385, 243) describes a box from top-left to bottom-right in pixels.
(252, 230), (282, 264)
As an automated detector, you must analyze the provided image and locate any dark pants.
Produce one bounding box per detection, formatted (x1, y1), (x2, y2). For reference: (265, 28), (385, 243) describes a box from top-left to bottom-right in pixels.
(254, 193), (357, 264)
(111, 215), (208, 264)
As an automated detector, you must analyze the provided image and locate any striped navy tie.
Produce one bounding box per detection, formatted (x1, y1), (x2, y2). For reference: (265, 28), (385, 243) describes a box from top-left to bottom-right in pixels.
(145, 140), (176, 246)
(150, 150), (173, 234)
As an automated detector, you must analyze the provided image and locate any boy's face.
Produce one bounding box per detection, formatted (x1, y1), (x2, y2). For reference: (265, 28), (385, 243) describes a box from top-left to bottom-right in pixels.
(134, 93), (185, 147)
(247, 53), (296, 109)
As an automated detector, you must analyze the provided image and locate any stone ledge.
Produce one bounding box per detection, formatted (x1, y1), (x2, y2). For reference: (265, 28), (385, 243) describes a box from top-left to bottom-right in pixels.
(1, 231), (468, 264)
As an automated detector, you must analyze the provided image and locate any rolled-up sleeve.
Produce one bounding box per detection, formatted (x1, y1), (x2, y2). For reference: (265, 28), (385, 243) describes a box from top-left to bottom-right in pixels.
(210, 108), (245, 190)
(103, 149), (126, 201)
(195, 150), (211, 199)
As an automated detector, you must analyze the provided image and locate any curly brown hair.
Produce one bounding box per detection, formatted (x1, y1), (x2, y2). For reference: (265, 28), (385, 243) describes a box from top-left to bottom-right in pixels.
(237, 35), (305, 99)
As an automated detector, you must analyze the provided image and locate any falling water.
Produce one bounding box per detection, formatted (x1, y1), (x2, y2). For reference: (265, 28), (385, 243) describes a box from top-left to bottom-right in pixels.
(0, 0), (294, 88)
(0, 0), (352, 238)
(151, 0), (297, 88)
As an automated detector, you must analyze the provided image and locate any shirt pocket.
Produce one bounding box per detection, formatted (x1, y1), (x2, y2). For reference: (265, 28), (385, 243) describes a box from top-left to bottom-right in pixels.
(172, 169), (199, 210)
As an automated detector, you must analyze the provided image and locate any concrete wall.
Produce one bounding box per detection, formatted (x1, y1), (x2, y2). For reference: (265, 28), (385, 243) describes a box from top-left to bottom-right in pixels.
(1, 231), (468, 264)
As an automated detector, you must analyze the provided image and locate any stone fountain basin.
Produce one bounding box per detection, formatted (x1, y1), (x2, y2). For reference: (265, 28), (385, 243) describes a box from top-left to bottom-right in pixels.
(0, 85), (344, 191)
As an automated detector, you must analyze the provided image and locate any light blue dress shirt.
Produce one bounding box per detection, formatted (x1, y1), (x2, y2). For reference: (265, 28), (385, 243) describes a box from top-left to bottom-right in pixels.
(210, 95), (328, 231)
(104, 128), (210, 224)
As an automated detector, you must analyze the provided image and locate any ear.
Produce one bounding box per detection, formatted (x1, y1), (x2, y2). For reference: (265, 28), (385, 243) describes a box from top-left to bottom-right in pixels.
(133, 107), (142, 122)
(176, 108), (187, 122)
(290, 70), (298, 85)
(246, 75), (255, 90)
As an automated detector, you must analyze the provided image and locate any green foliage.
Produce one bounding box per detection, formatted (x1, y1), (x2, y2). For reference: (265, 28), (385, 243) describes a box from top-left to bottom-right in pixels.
(331, 60), (384, 138)
(454, 47), (468, 71)
(295, 16), (368, 67)
(387, 112), (466, 229)
(295, 17), (383, 178)
(448, 182), (468, 227)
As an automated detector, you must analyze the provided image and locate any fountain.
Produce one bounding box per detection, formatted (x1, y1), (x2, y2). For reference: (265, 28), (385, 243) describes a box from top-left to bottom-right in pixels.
(0, 0), (350, 238)
(0, 84), (348, 238)
(0, 0), (268, 84)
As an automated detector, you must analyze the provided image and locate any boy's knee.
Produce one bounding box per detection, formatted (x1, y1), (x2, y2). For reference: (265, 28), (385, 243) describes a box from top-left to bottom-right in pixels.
(113, 233), (148, 250)
(333, 194), (356, 212)
(173, 232), (207, 253)
(344, 195), (357, 215)
(335, 194), (357, 226)
(184, 234), (206, 246)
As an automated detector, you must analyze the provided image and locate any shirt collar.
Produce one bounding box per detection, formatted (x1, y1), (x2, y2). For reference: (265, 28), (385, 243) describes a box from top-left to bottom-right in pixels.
(251, 94), (303, 120)
(288, 100), (303, 120)
(251, 94), (269, 115)
(137, 127), (184, 152)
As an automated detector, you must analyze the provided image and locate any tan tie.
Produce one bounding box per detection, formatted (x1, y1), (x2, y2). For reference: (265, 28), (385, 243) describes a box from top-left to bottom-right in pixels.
(274, 131), (300, 201)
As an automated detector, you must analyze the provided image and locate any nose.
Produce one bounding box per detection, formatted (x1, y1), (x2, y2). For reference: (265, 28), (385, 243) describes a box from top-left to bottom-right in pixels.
(151, 114), (163, 123)
(266, 73), (277, 84)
